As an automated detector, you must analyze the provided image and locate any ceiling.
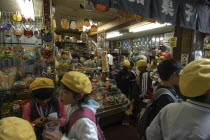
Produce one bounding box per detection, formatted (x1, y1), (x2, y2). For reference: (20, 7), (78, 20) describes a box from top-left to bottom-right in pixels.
(0, 0), (175, 40)
(0, 0), (42, 17)
(53, 0), (120, 33)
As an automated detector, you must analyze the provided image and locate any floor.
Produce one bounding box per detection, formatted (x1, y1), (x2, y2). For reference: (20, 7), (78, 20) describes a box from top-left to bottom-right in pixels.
(102, 123), (138, 140)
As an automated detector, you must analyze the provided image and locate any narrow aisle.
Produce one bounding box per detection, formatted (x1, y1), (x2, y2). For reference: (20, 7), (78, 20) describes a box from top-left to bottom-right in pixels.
(102, 123), (138, 140)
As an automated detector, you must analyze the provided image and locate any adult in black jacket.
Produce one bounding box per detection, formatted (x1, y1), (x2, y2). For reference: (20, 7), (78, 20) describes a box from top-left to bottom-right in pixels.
(116, 60), (132, 98)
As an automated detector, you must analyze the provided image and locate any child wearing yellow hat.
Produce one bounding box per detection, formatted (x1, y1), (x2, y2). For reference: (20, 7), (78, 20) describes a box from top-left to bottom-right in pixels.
(43, 71), (104, 140)
(0, 117), (36, 140)
(147, 58), (210, 140)
(22, 78), (66, 140)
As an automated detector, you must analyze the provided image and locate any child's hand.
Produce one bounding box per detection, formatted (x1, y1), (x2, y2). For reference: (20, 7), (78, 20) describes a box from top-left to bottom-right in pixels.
(34, 117), (45, 127)
(43, 130), (63, 140)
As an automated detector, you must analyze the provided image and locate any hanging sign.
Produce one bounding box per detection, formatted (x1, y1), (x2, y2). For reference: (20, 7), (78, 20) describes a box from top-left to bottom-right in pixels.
(111, 0), (151, 17)
(181, 54), (189, 67)
(169, 37), (177, 48)
(197, 4), (210, 33)
(150, 0), (180, 24)
(179, 0), (198, 30)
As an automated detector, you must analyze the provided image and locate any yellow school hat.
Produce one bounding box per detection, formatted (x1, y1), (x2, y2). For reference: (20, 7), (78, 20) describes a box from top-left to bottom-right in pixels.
(136, 60), (147, 67)
(179, 58), (210, 97)
(30, 77), (55, 91)
(61, 71), (92, 94)
(0, 117), (36, 140)
(122, 60), (130, 67)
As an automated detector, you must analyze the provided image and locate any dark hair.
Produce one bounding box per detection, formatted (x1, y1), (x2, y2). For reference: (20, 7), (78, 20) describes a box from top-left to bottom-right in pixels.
(32, 88), (54, 100)
(130, 61), (134, 68)
(158, 59), (182, 81)
(187, 93), (207, 103)
(62, 83), (90, 107)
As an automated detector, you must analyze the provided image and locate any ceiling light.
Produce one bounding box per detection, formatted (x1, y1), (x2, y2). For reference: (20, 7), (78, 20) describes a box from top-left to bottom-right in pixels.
(129, 23), (172, 33)
(106, 32), (123, 39)
(18, 0), (35, 20)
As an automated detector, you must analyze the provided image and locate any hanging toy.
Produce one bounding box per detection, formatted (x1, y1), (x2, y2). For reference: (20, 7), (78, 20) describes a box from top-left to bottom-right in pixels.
(90, 25), (97, 33)
(61, 19), (69, 29)
(70, 20), (77, 30)
(23, 25), (33, 38)
(77, 21), (84, 31)
(40, 47), (53, 59)
(12, 11), (22, 22)
(41, 27), (52, 42)
(42, 66), (55, 78)
(12, 25), (23, 39)
(83, 18), (90, 27)
(80, 32), (88, 43)
(34, 29), (41, 39)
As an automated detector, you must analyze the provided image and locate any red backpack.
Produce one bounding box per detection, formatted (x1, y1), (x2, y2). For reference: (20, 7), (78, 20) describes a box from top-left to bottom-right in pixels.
(66, 108), (105, 140)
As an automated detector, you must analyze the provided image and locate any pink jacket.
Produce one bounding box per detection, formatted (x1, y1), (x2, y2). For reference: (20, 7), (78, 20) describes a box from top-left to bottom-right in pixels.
(22, 99), (66, 127)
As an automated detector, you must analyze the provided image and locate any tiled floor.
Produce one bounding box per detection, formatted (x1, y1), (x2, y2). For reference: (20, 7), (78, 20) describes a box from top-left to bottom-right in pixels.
(102, 123), (138, 140)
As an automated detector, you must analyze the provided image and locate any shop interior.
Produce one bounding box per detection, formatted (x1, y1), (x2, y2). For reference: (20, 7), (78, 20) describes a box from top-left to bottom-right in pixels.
(0, 0), (209, 140)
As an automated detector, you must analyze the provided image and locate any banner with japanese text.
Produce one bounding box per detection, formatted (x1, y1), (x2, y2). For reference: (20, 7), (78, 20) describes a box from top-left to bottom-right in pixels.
(151, 0), (180, 24)
(197, 5), (210, 33)
(110, 0), (151, 17)
(179, 0), (198, 30)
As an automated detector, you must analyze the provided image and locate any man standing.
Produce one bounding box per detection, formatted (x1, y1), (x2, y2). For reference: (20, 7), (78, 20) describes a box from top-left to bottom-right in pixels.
(147, 58), (210, 140)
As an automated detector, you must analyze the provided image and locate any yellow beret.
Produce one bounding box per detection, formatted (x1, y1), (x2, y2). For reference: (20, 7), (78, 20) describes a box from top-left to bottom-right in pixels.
(122, 60), (130, 67)
(30, 78), (54, 91)
(61, 71), (92, 94)
(179, 58), (210, 97)
(0, 117), (36, 140)
(136, 60), (147, 67)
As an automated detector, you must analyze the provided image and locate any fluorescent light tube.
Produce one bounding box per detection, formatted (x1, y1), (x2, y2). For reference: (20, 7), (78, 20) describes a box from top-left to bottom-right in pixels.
(129, 23), (171, 33)
(106, 32), (123, 39)
(18, 0), (35, 20)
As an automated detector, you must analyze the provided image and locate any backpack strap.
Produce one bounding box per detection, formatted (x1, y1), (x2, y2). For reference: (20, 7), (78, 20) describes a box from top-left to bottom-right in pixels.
(150, 88), (177, 104)
(66, 108), (96, 134)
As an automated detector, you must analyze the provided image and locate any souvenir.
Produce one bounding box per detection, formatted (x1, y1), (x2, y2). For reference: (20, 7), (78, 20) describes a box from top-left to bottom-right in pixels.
(23, 25), (33, 38)
(12, 11), (22, 22)
(13, 46), (23, 59)
(69, 20), (77, 30)
(34, 29), (41, 39)
(40, 47), (53, 59)
(0, 23), (12, 30)
(83, 18), (90, 27)
(90, 25), (97, 32)
(12, 27), (23, 38)
(80, 32), (88, 42)
(77, 21), (84, 31)
(41, 28), (52, 42)
(42, 66), (55, 78)
(61, 19), (69, 29)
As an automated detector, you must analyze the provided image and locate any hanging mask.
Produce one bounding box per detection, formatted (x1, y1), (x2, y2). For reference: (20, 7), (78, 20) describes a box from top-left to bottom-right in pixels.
(13, 27), (23, 39)
(42, 66), (55, 78)
(23, 25), (33, 38)
(12, 11), (22, 22)
(61, 19), (69, 29)
(41, 28), (52, 42)
(40, 48), (53, 58)
(0, 23), (12, 30)
(34, 29), (41, 39)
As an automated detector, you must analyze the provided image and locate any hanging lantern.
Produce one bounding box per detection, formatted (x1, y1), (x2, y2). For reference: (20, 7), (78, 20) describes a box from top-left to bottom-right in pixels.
(118, 10), (134, 18)
(146, 18), (156, 23)
(94, 4), (108, 12)
(136, 15), (143, 22)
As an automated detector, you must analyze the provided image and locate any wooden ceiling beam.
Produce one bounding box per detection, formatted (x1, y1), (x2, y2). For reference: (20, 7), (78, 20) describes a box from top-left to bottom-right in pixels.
(88, 18), (134, 36)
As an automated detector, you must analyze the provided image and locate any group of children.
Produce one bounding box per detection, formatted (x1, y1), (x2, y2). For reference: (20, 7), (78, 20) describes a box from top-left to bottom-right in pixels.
(0, 71), (104, 140)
